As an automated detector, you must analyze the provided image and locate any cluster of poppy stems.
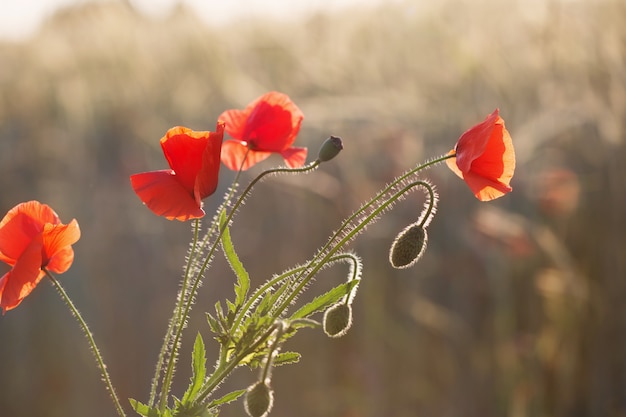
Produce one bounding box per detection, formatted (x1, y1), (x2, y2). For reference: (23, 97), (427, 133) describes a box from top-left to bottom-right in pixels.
(0, 91), (515, 417)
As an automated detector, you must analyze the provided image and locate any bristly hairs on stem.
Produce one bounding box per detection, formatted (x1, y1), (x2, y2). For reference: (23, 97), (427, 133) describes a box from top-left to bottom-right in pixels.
(45, 269), (127, 417)
(157, 160), (321, 411)
(269, 154), (454, 319)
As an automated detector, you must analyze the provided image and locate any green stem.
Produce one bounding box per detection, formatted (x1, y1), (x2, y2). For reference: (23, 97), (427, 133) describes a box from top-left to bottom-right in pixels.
(158, 160), (320, 411)
(45, 269), (127, 417)
(274, 180), (430, 317)
(272, 151), (453, 319)
(149, 218), (201, 407)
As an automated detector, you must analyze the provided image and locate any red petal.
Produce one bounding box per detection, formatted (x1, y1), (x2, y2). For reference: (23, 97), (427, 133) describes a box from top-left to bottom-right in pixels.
(0, 235), (45, 313)
(130, 170), (204, 221)
(219, 108), (250, 141)
(194, 121), (224, 200)
(42, 219), (80, 273)
(220, 92), (304, 152)
(160, 127), (211, 194)
(461, 170), (513, 202)
(454, 109), (500, 173)
(280, 147), (308, 168)
(472, 120), (515, 187)
(0, 201), (59, 265)
(220, 140), (271, 171)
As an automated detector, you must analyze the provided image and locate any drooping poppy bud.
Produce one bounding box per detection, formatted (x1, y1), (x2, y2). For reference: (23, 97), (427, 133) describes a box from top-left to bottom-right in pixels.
(317, 136), (343, 162)
(389, 223), (427, 269)
(244, 381), (274, 417)
(323, 302), (353, 338)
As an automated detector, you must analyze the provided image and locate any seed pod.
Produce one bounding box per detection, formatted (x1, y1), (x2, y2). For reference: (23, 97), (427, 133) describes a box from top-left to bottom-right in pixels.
(244, 381), (274, 417)
(323, 303), (353, 338)
(317, 136), (343, 162)
(389, 223), (427, 269)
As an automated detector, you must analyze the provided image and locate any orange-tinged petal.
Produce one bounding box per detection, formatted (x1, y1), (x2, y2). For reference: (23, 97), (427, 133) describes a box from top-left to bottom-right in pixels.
(46, 246), (75, 274)
(447, 109), (515, 201)
(0, 234), (45, 313)
(461, 170), (513, 201)
(280, 147), (308, 168)
(42, 219), (80, 272)
(221, 140), (271, 171)
(445, 151), (463, 180)
(194, 121), (224, 200)
(130, 170), (204, 221)
(0, 201), (60, 264)
(160, 127), (211, 194)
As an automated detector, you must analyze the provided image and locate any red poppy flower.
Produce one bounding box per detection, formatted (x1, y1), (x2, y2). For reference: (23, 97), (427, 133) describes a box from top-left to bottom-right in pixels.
(446, 109), (516, 201)
(0, 201), (80, 313)
(219, 91), (306, 171)
(130, 122), (225, 221)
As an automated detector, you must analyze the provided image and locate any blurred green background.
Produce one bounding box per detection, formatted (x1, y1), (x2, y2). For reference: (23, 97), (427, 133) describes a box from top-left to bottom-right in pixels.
(1, 0), (625, 416)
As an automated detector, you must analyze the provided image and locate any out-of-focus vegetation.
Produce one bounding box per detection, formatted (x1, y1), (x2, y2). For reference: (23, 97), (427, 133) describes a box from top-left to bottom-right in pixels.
(1, 0), (625, 416)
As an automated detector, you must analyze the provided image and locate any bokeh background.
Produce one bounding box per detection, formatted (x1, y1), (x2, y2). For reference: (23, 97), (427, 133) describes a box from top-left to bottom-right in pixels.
(1, 0), (625, 416)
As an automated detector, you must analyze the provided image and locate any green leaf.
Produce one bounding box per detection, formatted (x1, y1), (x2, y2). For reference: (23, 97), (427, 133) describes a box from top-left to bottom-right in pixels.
(273, 351), (301, 366)
(291, 280), (360, 319)
(182, 333), (207, 404)
(129, 398), (161, 417)
(219, 211), (249, 307)
(206, 313), (220, 334)
(207, 389), (247, 409)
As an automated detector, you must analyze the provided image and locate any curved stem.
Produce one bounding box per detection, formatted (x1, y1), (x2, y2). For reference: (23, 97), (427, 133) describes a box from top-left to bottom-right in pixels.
(45, 269), (127, 417)
(275, 178), (439, 319)
(418, 181), (436, 227)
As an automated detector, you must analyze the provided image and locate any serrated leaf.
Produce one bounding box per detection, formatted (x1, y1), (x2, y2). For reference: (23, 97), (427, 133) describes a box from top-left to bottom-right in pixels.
(273, 351), (301, 366)
(207, 389), (247, 409)
(291, 280), (360, 319)
(220, 211), (250, 307)
(129, 398), (161, 417)
(181, 333), (207, 404)
(206, 313), (220, 334)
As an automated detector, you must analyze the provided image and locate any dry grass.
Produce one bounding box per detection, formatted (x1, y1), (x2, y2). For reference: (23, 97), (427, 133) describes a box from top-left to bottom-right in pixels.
(1, 0), (625, 416)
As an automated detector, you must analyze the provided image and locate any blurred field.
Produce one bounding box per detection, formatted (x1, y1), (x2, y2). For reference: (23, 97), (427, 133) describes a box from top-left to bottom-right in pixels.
(1, 0), (625, 416)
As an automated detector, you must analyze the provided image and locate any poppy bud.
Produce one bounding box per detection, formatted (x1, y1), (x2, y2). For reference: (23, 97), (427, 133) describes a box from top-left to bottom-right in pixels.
(389, 223), (427, 269)
(323, 303), (353, 338)
(244, 381), (274, 417)
(317, 136), (343, 162)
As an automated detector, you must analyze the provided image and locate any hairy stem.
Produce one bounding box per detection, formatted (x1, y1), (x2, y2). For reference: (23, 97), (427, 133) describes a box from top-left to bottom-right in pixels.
(45, 269), (127, 417)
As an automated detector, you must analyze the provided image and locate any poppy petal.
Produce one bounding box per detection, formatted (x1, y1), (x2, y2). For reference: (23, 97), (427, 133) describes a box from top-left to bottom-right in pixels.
(280, 147), (308, 168)
(160, 127), (211, 194)
(130, 170), (204, 221)
(0, 235), (45, 313)
(472, 122), (515, 187)
(42, 220), (80, 273)
(461, 170), (513, 201)
(220, 92), (304, 153)
(194, 121), (224, 200)
(0, 201), (59, 265)
(454, 109), (500, 173)
(219, 109), (250, 141)
(245, 92), (304, 151)
(220, 140), (271, 171)
(46, 247), (75, 275)
(445, 150), (463, 179)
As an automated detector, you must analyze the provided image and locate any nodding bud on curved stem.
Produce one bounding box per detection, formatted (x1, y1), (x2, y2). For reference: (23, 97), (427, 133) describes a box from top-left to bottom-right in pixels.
(244, 381), (274, 417)
(389, 223), (428, 269)
(323, 303), (353, 338)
